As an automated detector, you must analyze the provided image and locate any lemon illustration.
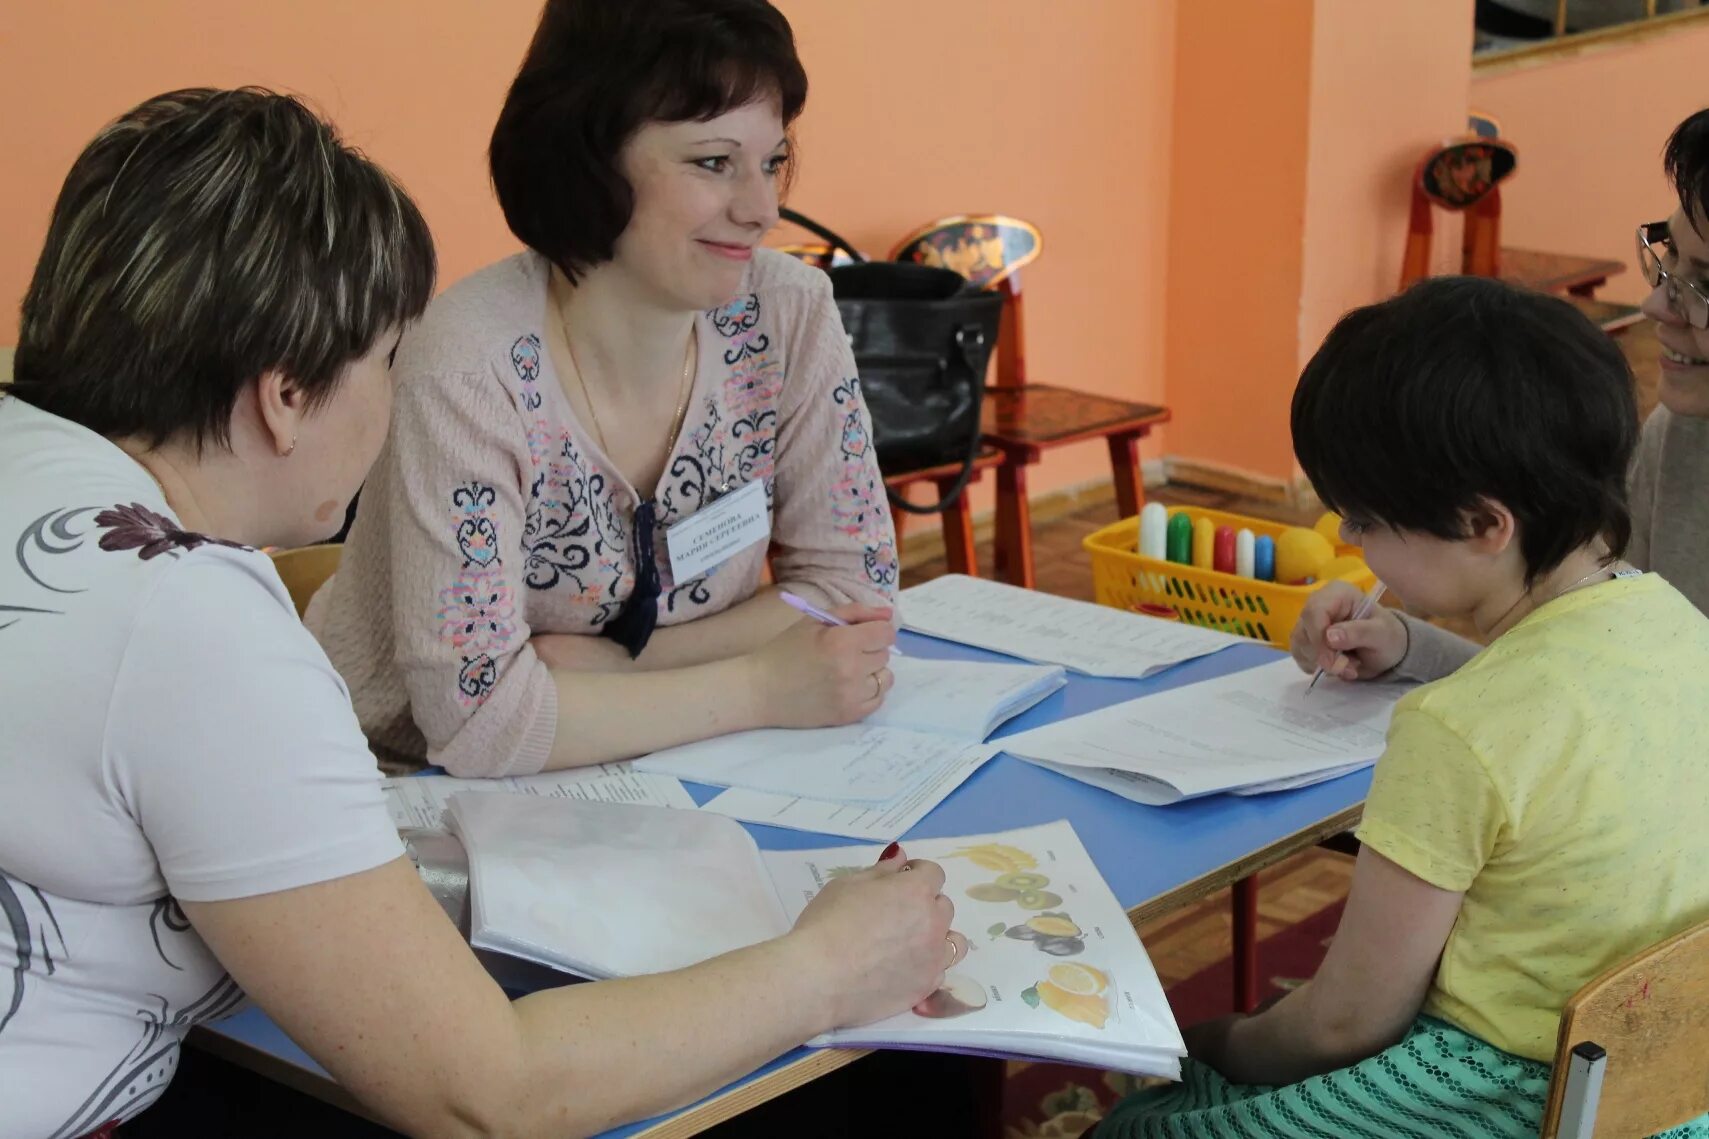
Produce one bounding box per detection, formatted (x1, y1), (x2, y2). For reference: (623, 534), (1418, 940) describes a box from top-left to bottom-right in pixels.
(1048, 963), (1108, 995)
(1035, 980), (1109, 1029)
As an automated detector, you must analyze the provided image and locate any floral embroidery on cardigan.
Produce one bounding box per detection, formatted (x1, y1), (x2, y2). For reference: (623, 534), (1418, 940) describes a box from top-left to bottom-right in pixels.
(439, 482), (516, 706)
(508, 335), (629, 622)
(827, 379), (897, 588)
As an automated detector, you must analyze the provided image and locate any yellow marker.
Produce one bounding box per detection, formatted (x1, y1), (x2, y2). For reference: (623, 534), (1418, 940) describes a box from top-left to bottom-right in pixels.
(1192, 517), (1216, 568)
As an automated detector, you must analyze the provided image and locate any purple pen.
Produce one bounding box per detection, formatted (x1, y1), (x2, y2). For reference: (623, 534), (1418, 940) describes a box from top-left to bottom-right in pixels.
(779, 590), (903, 656)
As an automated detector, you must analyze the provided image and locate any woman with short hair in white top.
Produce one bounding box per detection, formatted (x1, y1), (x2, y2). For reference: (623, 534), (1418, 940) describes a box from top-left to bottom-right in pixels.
(0, 85), (961, 1139)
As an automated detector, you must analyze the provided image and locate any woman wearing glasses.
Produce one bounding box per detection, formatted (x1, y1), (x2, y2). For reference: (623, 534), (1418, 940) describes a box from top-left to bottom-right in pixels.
(310, 0), (902, 776)
(1288, 107), (1709, 685)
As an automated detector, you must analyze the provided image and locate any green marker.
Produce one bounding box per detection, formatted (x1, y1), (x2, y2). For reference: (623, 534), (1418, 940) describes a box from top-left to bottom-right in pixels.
(1166, 512), (1193, 564)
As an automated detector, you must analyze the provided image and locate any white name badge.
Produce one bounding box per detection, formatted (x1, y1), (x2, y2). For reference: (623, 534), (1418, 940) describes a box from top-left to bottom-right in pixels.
(664, 479), (771, 583)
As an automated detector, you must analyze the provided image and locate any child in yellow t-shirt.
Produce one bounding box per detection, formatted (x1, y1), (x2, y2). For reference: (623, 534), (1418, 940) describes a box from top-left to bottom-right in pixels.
(1099, 276), (1709, 1139)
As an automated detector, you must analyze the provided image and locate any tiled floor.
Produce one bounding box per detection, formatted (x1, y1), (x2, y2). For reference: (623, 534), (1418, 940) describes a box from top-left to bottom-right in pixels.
(900, 320), (1665, 984)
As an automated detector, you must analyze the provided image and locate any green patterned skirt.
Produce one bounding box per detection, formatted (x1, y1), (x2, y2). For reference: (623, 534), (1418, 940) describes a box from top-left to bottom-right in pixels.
(1098, 1016), (1709, 1139)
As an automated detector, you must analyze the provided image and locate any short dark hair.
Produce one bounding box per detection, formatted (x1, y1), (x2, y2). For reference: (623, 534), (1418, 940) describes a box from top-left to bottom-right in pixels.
(490, 0), (807, 283)
(1291, 276), (1636, 585)
(9, 87), (436, 450)
(1665, 107), (1709, 230)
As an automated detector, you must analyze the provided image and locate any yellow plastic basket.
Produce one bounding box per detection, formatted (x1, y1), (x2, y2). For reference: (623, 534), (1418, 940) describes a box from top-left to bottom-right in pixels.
(1082, 506), (1374, 648)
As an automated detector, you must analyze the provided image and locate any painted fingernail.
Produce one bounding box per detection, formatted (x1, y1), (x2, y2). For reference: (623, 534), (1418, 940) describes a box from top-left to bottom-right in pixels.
(878, 842), (901, 862)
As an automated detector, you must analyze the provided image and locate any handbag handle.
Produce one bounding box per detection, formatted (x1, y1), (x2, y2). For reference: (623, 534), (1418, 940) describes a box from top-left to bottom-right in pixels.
(886, 324), (988, 516)
(779, 207), (869, 264)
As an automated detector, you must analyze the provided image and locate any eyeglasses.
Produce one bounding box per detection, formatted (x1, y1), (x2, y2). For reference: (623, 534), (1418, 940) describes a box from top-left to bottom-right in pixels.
(1636, 220), (1709, 330)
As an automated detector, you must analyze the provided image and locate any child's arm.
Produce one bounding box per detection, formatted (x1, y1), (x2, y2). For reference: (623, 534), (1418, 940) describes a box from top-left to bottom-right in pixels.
(1187, 846), (1463, 1085)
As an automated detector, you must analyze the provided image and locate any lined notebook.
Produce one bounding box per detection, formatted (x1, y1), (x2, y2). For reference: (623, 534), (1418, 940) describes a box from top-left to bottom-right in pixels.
(450, 795), (1185, 1077)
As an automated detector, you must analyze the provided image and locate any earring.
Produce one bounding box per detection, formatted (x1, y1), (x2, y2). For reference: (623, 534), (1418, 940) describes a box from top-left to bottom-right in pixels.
(285, 436), (297, 458)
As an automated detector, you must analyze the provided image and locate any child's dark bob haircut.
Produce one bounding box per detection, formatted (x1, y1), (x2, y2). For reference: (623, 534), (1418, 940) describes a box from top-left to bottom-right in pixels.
(1291, 276), (1636, 585)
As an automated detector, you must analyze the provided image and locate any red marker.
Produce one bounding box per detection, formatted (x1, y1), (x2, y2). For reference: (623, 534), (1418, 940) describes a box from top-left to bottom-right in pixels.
(1213, 526), (1237, 573)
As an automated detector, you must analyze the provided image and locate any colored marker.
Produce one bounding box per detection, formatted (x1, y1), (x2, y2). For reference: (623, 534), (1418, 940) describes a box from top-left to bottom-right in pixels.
(1192, 518), (1216, 569)
(1166, 512), (1193, 564)
(1236, 529), (1256, 578)
(1253, 535), (1276, 582)
(1213, 525), (1236, 574)
(1138, 502), (1168, 560)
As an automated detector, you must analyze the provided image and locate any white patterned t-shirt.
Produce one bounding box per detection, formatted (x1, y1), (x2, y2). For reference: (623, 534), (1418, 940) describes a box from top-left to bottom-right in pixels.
(0, 396), (401, 1137)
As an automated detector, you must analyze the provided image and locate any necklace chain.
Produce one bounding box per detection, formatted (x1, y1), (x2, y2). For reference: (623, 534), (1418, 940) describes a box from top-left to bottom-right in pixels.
(555, 287), (696, 475)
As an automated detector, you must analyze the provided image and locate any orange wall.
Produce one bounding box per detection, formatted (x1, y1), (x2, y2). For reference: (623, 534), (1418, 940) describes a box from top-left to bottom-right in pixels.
(1470, 20), (1709, 305)
(0, 0), (1179, 511)
(1162, 1), (1315, 480)
(1165, 0), (1473, 485)
(1299, 0), (1472, 358)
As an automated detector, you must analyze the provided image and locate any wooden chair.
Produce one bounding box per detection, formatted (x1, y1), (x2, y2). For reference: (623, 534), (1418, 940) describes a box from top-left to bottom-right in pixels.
(1400, 135), (1519, 288)
(884, 446), (1005, 577)
(1539, 917), (1709, 1139)
(271, 543), (342, 617)
(1401, 133), (1637, 332)
(891, 215), (1170, 589)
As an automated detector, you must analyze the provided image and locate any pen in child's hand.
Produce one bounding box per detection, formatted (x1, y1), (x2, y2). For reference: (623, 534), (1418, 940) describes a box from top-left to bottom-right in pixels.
(1309, 582), (1387, 691)
(779, 590), (904, 656)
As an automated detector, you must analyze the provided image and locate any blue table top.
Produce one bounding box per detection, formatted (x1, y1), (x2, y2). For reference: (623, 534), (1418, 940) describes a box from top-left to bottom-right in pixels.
(202, 631), (1370, 1138)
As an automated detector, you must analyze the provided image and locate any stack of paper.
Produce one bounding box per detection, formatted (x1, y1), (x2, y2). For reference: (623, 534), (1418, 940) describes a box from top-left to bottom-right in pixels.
(450, 795), (1185, 1077)
(632, 656), (1065, 841)
(1000, 660), (1411, 804)
(382, 764), (693, 833)
(900, 574), (1246, 679)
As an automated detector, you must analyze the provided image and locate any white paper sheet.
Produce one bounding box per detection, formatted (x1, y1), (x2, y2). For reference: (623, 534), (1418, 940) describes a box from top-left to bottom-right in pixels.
(383, 766), (694, 832)
(1002, 660), (1410, 804)
(872, 656), (1066, 740)
(451, 795), (788, 979)
(900, 574), (1245, 680)
(697, 743), (997, 841)
(634, 724), (986, 804)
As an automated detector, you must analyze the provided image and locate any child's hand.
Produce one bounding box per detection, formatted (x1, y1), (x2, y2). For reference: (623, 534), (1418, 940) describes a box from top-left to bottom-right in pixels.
(1290, 581), (1407, 681)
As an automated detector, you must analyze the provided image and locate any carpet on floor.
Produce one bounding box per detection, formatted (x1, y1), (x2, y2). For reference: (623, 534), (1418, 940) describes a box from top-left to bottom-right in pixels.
(1000, 898), (1347, 1139)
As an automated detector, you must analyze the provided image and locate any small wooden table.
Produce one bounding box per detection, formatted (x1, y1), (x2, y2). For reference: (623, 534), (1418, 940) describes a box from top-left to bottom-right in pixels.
(980, 385), (1171, 589)
(1499, 248), (1625, 298)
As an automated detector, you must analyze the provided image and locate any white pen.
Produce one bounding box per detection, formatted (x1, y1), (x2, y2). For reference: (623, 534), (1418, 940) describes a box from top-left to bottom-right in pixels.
(1308, 581), (1387, 692)
(779, 590), (904, 656)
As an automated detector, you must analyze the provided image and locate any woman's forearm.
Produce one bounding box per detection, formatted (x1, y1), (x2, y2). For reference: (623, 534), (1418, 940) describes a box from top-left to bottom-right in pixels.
(497, 935), (833, 1136)
(545, 655), (768, 767)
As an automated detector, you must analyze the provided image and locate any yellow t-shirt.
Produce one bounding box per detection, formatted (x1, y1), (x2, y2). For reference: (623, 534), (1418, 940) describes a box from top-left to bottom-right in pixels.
(1356, 572), (1709, 1061)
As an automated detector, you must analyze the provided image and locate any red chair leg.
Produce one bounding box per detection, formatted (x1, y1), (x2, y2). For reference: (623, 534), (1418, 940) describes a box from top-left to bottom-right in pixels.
(1107, 431), (1146, 519)
(936, 474), (979, 577)
(1233, 874), (1260, 1013)
(994, 459), (1035, 589)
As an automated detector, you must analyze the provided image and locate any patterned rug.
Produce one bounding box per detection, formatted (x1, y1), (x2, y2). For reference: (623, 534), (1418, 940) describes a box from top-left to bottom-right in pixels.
(1001, 899), (1347, 1138)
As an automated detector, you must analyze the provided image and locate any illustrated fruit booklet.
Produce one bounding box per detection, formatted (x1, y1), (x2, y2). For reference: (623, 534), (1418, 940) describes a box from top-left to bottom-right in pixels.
(449, 794), (1185, 1076)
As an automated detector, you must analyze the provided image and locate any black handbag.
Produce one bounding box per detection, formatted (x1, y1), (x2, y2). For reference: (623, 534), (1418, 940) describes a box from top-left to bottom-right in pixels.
(781, 208), (1003, 514)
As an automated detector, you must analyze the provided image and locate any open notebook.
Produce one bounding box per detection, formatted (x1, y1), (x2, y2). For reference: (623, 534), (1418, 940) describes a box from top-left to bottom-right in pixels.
(629, 656), (1066, 841)
(1001, 659), (1412, 805)
(449, 795), (1185, 1077)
